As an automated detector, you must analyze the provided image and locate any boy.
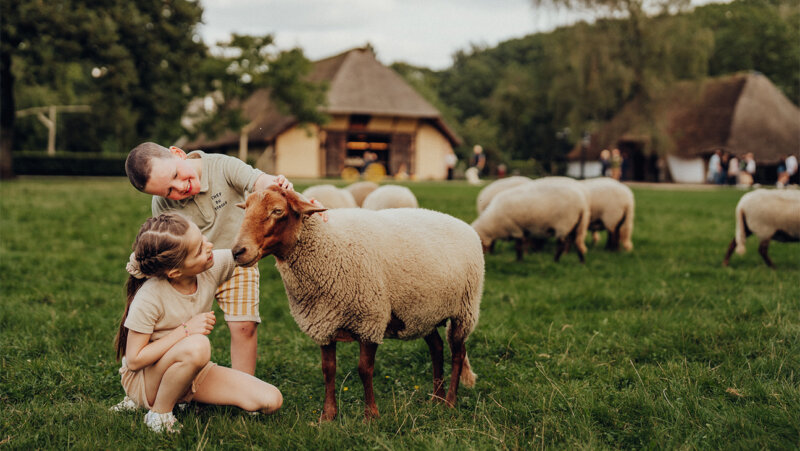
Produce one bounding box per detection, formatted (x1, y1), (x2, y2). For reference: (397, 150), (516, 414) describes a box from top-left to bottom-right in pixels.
(122, 142), (291, 380)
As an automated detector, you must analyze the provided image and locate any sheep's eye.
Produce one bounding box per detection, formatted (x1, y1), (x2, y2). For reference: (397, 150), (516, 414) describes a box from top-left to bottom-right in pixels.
(271, 208), (284, 217)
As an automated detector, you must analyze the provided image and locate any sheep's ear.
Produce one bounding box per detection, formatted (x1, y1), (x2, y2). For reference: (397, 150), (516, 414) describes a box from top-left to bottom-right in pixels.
(286, 190), (327, 216)
(236, 202), (246, 209)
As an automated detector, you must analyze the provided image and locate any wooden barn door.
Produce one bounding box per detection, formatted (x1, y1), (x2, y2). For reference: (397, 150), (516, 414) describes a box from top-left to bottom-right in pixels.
(325, 131), (347, 177)
(389, 133), (414, 176)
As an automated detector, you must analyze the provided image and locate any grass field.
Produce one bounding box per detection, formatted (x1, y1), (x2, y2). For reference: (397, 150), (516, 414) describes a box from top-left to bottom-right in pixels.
(1, 177), (798, 449)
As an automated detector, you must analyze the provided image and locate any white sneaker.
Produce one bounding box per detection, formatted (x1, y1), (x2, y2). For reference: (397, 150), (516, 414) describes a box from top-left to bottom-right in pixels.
(110, 396), (138, 412)
(143, 411), (181, 434)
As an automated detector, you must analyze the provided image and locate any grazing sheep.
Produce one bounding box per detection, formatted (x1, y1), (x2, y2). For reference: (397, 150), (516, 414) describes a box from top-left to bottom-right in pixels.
(345, 181), (379, 207)
(232, 186), (484, 422)
(722, 189), (800, 268)
(471, 181), (589, 262)
(362, 185), (419, 210)
(476, 176), (533, 215)
(302, 184), (357, 209)
(579, 177), (635, 251)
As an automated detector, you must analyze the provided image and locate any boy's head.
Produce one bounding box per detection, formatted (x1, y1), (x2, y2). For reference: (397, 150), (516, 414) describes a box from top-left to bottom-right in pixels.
(125, 142), (201, 200)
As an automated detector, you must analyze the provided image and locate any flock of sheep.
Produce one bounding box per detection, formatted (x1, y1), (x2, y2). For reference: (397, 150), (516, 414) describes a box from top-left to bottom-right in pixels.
(232, 177), (798, 422)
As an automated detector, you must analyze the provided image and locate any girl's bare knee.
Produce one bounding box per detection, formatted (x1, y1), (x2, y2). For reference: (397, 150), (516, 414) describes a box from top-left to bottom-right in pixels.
(182, 335), (211, 366)
(261, 387), (283, 414)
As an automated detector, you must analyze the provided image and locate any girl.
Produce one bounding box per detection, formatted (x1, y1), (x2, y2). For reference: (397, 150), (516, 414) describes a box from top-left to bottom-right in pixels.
(114, 213), (282, 433)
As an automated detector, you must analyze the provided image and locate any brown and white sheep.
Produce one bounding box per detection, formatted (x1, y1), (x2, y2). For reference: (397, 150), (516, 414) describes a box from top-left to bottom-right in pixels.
(232, 186), (484, 422)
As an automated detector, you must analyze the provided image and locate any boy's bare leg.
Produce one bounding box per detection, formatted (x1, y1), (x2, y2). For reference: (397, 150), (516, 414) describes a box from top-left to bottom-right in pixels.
(229, 321), (258, 375)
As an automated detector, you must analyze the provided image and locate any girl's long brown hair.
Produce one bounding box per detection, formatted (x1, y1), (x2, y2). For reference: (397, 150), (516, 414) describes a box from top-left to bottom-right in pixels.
(114, 213), (191, 360)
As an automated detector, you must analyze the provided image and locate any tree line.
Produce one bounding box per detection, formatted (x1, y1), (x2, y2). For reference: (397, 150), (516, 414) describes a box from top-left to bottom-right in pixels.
(2, 0), (797, 178)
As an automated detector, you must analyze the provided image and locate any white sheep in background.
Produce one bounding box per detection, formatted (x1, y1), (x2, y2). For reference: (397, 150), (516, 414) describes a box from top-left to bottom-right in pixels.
(233, 186), (484, 422)
(722, 189), (800, 268)
(476, 176), (533, 215)
(471, 181), (589, 262)
(362, 184), (419, 210)
(301, 184), (357, 209)
(579, 177), (635, 251)
(345, 181), (379, 207)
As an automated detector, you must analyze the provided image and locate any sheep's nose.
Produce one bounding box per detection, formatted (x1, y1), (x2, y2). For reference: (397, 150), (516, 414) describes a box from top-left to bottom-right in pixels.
(232, 247), (246, 259)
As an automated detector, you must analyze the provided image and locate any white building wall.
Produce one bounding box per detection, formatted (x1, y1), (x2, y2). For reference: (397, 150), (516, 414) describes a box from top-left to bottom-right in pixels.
(414, 124), (451, 180)
(666, 155), (705, 184)
(566, 161), (603, 179)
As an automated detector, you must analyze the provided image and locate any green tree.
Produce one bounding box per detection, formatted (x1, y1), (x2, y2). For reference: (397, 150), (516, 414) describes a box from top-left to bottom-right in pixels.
(693, 0), (800, 104)
(1, 0), (206, 178)
(187, 34), (328, 143)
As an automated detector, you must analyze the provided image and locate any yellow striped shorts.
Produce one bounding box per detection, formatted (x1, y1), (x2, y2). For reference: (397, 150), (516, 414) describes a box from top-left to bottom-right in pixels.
(215, 266), (261, 323)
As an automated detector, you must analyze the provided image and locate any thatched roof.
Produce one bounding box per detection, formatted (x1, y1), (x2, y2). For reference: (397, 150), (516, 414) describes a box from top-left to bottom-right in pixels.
(567, 73), (800, 164)
(187, 47), (460, 150)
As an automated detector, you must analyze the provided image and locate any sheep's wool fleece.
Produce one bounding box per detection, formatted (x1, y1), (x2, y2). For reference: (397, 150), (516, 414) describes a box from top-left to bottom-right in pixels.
(362, 185), (419, 210)
(579, 177), (634, 226)
(473, 182), (588, 242)
(345, 181), (379, 207)
(476, 176), (532, 214)
(738, 189), (800, 239)
(277, 208), (484, 345)
(302, 185), (357, 209)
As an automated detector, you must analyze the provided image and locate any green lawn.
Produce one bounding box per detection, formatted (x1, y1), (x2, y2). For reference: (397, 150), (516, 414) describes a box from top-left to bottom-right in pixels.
(1, 177), (798, 449)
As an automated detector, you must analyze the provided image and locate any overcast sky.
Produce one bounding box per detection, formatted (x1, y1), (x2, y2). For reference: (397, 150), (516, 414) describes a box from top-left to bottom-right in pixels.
(197, 0), (599, 70)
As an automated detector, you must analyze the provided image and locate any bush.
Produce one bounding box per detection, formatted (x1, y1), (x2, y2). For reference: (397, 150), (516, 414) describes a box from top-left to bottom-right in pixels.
(507, 159), (546, 177)
(12, 151), (127, 176)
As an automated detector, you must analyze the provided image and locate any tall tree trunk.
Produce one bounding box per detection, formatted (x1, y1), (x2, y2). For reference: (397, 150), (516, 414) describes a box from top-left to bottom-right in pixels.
(1, 48), (16, 179)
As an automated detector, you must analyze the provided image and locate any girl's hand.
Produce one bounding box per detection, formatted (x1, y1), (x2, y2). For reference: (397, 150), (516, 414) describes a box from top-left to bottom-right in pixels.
(273, 174), (293, 191)
(185, 312), (216, 336)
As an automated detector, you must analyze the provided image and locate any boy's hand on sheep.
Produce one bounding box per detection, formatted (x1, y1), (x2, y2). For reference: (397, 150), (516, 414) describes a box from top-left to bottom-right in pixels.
(185, 311), (216, 335)
(273, 174), (294, 191)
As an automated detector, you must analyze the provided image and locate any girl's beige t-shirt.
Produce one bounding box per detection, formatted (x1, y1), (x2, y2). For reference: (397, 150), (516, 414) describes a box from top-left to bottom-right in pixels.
(124, 250), (236, 341)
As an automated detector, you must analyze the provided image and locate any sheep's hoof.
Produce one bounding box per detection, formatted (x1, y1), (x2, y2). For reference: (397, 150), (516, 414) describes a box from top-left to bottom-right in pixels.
(363, 407), (380, 423)
(319, 410), (336, 423)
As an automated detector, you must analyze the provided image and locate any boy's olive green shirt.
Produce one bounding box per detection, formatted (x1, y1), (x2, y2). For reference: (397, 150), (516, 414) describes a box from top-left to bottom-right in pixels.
(152, 151), (263, 249)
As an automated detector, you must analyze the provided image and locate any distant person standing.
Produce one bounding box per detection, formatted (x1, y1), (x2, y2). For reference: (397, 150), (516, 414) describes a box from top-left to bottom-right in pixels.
(727, 153), (739, 185)
(444, 150), (457, 180)
(599, 149), (611, 177)
(470, 145), (486, 175)
(707, 149), (721, 184)
(717, 152), (729, 185)
(610, 148), (622, 180)
(778, 153), (798, 187)
(740, 153), (756, 186)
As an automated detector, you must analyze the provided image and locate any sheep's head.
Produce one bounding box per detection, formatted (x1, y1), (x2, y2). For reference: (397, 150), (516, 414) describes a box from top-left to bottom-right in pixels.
(232, 185), (327, 266)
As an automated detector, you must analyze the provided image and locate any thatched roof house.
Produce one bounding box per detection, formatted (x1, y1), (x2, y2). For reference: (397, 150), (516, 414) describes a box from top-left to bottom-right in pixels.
(185, 47), (460, 180)
(566, 73), (800, 182)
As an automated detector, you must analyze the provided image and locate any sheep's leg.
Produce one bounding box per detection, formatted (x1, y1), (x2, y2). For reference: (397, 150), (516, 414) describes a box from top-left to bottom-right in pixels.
(424, 329), (446, 402)
(515, 238), (525, 261)
(758, 239), (775, 268)
(444, 326), (466, 407)
(319, 342), (338, 422)
(722, 238), (737, 266)
(554, 239), (565, 262)
(358, 341), (380, 420)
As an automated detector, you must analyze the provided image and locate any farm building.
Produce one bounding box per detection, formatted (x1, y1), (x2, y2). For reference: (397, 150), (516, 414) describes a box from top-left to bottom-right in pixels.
(566, 72), (800, 183)
(184, 47), (460, 180)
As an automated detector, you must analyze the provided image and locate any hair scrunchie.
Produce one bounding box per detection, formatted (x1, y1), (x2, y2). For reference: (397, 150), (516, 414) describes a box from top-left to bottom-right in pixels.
(126, 252), (147, 279)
